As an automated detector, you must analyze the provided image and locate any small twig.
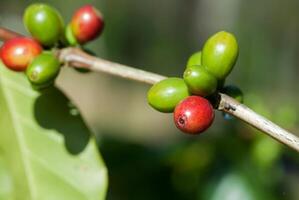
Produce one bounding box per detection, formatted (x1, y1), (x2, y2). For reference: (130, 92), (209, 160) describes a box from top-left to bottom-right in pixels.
(0, 28), (23, 41)
(1, 27), (299, 152)
(218, 94), (299, 152)
(57, 48), (165, 84)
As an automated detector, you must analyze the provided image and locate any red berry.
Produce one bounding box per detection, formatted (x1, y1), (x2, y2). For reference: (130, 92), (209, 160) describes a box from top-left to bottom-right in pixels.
(71, 5), (104, 44)
(0, 37), (42, 71)
(174, 96), (214, 135)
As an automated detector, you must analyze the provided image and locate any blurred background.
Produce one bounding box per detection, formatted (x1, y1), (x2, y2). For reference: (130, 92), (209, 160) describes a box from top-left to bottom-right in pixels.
(1, 0), (299, 199)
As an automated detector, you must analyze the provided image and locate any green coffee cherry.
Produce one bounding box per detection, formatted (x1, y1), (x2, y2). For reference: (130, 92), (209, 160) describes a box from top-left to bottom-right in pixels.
(23, 3), (64, 47)
(202, 31), (238, 80)
(183, 65), (217, 96)
(65, 23), (79, 46)
(187, 51), (202, 68)
(26, 52), (61, 89)
(222, 85), (243, 103)
(147, 78), (190, 113)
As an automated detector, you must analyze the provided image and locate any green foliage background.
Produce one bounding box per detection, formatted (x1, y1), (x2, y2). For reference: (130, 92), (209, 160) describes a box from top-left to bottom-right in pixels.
(0, 0), (299, 199)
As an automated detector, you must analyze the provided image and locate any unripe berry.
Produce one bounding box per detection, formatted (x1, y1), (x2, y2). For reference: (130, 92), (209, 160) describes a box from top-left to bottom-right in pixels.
(26, 52), (60, 89)
(183, 65), (217, 96)
(65, 23), (79, 46)
(24, 3), (64, 47)
(174, 96), (214, 134)
(71, 5), (104, 44)
(202, 31), (238, 80)
(0, 37), (42, 71)
(147, 78), (190, 113)
(187, 51), (202, 68)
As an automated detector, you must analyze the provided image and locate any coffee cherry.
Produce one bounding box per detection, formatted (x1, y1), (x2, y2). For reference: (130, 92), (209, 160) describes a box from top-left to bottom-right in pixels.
(147, 78), (190, 113)
(71, 5), (104, 44)
(65, 24), (79, 46)
(183, 65), (217, 96)
(0, 37), (42, 71)
(24, 3), (64, 47)
(174, 96), (214, 134)
(202, 31), (238, 80)
(187, 51), (202, 68)
(26, 52), (60, 89)
(222, 85), (243, 103)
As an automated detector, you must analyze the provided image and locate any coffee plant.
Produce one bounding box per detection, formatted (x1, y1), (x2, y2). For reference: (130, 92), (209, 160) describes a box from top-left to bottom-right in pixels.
(0, 2), (298, 200)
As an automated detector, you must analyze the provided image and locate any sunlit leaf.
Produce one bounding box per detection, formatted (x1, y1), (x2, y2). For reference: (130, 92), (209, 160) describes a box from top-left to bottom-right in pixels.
(0, 63), (107, 200)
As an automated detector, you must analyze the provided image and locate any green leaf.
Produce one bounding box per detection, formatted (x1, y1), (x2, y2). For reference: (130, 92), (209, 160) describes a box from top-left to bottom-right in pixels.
(0, 63), (108, 200)
(0, 155), (14, 200)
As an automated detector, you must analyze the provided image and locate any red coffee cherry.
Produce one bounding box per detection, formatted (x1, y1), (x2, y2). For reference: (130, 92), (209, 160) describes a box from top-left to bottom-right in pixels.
(174, 96), (214, 135)
(71, 5), (104, 44)
(0, 37), (42, 71)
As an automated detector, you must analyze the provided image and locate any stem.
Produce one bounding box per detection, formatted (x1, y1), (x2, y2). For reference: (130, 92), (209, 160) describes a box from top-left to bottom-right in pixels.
(1, 27), (299, 153)
(218, 94), (299, 151)
(57, 48), (166, 84)
(0, 28), (23, 41)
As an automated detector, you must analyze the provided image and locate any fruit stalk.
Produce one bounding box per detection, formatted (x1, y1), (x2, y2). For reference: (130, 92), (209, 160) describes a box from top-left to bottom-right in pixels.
(0, 28), (23, 41)
(0, 27), (299, 153)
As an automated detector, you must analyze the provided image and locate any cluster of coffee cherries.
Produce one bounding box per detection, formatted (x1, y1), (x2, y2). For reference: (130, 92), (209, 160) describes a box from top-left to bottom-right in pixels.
(0, 3), (104, 89)
(147, 31), (243, 135)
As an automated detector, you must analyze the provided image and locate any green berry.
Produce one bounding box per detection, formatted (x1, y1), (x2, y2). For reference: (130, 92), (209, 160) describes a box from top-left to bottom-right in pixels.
(23, 3), (64, 47)
(26, 52), (61, 89)
(187, 51), (202, 68)
(222, 85), (243, 103)
(183, 65), (217, 96)
(65, 23), (79, 46)
(147, 78), (190, 113)
(202, 31), (238, 80)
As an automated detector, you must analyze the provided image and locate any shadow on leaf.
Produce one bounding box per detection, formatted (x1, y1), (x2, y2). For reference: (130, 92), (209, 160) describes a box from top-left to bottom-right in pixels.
(34, 86), (90, 155)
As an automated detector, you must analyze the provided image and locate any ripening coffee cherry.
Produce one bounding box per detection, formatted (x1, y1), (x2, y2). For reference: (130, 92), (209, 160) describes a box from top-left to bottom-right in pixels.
(24, 3), (64, 47)
(222, 85), (243, 103)
(202, 31), (238, 80)
(26, 52), (60, 89)
(187, 51), (202, 68)
(71, 5), (104, 44)
(183, 65), (217, 96)
(147, 78), (190, 113)
(174, 96), (214, 134)
(0, 37), (42, 71)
